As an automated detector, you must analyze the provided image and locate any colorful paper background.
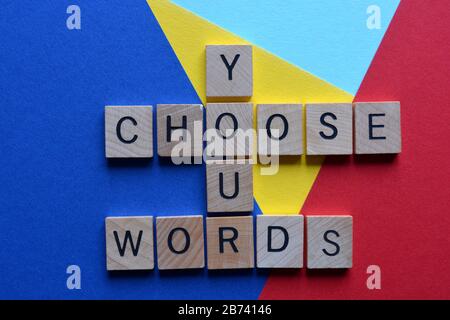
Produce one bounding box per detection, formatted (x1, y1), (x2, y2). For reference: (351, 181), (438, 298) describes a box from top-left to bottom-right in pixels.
(0, 0), (448, 299)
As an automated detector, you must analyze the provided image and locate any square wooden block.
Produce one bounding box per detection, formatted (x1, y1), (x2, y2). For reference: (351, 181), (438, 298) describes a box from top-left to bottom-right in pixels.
(156, 104), (204, 158)
(105, 106), (153, 158)
(206, 216), (254, 269)
(206, 103), (253, 158)
(105, 216), (154, 271)
(257, 104), (303, 156)
(206, 45), (253, 98)
(256, 215), (304, 268)
(206, 161), (253, 213)
(156, 215), (204, 270)
(307, 215), (353, 269)
(306, 103), (353, 155)
(355, 102), (401, 154)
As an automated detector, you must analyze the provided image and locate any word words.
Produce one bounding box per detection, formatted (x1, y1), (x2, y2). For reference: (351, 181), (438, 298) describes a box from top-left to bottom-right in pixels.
(105, 215), (353, 270)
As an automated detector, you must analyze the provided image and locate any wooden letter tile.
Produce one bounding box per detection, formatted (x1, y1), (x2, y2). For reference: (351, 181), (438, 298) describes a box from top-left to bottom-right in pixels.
(206, 45), (253, 98)
(257, 104), (303, 156)
(256, 215), (304, 268)
(307, 215), (353, 269)
(105, 106), (153, 158)
(157, 104), (204, 158)
(306, 103), (353, 155)
(156, 215), (204, 270)
(206, 103), (253, 158)
(206, 161), (253, 213)
(355, 102), (401, 154)
(105, 216), (154, 271)
(206, 216), (254, 269)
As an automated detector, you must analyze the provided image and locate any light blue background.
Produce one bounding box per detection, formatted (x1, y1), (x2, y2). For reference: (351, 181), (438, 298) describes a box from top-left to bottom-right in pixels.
(173, 0), (400, 94)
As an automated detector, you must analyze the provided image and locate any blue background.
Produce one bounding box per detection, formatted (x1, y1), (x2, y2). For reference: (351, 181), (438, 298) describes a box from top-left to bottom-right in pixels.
(0, 0), (267, 299)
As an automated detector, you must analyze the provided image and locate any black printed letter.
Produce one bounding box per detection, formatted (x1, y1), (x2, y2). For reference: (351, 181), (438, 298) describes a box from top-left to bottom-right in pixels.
(322, 230), (340, 256)
(368, 113), (386, 140)
(267, 226), (289, 252)
(219, 172), (239, 199)
(266, 114), (289, 140)
(219, 227), (239, 253)
(116, 116), (138, 144)
(168, 227), (191, 254)
(113, 230), (143, 257)
(220, 54), (240, 80)
(166, 115), (187, 142)
(319, 112), (338, 140)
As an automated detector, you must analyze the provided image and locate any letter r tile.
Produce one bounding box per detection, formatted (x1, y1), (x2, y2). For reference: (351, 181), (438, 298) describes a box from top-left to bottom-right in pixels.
(206, 216), (254, 269)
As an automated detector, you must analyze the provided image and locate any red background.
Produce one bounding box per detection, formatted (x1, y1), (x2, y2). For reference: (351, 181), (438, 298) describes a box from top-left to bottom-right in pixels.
(260, 0), (450, 299)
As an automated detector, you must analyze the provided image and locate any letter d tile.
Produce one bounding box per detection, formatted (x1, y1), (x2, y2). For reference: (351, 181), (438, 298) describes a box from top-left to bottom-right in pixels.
(256, 215), (304, 268)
